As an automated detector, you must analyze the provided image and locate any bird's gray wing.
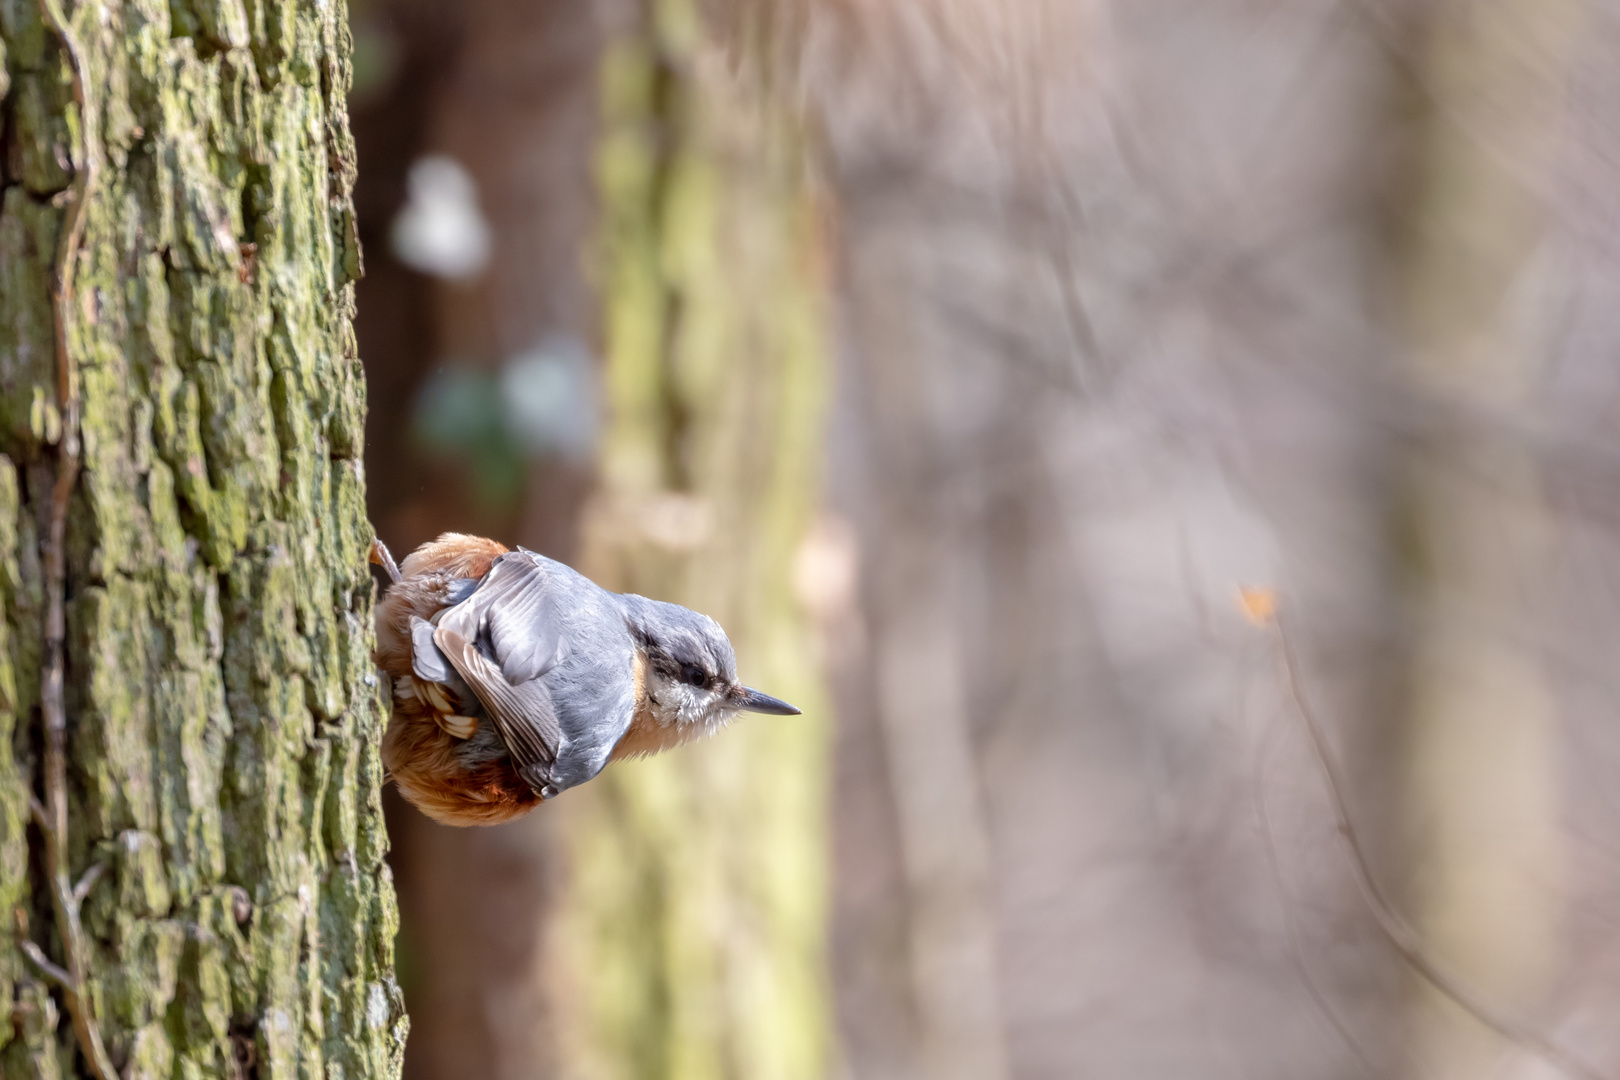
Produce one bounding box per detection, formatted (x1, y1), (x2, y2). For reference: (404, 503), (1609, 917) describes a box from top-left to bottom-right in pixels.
(433, 626), (560, 795)
(435, 553), (565, 685)
(410, 616), (454, 684)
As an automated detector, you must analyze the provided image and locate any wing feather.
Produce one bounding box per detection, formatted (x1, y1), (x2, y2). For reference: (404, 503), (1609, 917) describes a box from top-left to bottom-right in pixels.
(410, 616), (454, 683)
(485, 568), (565, 684)
(436, 553), (564, 685)
(433, 627), (560, 788)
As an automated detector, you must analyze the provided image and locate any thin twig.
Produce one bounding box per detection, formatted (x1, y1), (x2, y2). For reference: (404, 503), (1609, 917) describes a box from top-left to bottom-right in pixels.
(1251, 716), (1381, 1076)
(19, 939), (73, 989)
(1272, 614), (1607, 1080)
(19, 914), (114, 1078)
(26, 1), (116, 1078)
(71, 862), (106, 907)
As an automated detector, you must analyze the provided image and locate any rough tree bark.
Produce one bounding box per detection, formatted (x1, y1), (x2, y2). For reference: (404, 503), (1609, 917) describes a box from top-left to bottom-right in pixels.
(548, 2), (833, 1077)
(0, 0), (405, 1077)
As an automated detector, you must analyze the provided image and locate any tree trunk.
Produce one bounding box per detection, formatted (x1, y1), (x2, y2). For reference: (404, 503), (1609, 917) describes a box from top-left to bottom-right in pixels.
(808, 5), (1412, 1077)
(548, 2), (833, 1077)
(0, 1), (405, 1077)
(1388, 2), (1583, 1076)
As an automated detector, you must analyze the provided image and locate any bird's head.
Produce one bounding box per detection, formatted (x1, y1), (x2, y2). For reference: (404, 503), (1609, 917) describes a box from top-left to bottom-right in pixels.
(623, 595), (800, 734)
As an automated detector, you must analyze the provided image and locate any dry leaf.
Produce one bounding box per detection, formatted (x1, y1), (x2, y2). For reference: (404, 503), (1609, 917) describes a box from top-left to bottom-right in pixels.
(1238, 586), (1277, 626)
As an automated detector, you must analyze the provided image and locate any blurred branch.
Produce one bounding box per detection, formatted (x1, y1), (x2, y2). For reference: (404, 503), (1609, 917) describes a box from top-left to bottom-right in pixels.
(1269, 614), (1606, 1080)
(1253, 721), (1382, 1077)
(874, 588), (1007, 1080)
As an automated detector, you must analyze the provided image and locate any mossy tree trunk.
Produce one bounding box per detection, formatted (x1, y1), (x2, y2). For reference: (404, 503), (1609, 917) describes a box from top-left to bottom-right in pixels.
(0, 0), (405, 1077)
(551, 2), (832, 1078)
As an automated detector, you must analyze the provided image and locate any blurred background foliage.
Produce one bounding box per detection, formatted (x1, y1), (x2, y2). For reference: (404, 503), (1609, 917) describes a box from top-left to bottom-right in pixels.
(350, 0), (1620, 1078)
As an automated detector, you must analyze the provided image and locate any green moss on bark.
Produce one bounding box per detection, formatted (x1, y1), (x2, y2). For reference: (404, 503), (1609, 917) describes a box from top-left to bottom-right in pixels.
(0, 1), (403, 1076)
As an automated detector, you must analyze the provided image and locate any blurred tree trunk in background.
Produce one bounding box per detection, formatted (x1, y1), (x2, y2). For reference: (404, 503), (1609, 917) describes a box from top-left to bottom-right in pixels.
(341, 0), (1620, 1076)
(351, 0), (601, 557)
(348, 0), (604, 1076)
(809, 4), (1409, 1079)
(809, 2), (1620, 1078)
(548, 2), (833, 1077)
(1389, 2), (1583, 1076)
(0, 0), (404, 1077)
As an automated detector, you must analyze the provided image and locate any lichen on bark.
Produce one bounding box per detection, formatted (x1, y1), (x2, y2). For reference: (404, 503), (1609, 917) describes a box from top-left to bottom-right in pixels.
(0, 0), (403, 1077)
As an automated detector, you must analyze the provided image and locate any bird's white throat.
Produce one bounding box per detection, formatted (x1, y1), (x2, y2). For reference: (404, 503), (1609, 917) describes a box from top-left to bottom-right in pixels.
(643, 670), (736, 735)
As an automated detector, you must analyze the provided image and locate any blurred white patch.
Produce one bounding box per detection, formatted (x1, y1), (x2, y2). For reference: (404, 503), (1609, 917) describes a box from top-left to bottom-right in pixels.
(390, 156), (491, 280)
(636, 492), (712, 551)
(500, 336), (597, 461)
(795, 513), (866, 661)
(793, 514), (860, 622)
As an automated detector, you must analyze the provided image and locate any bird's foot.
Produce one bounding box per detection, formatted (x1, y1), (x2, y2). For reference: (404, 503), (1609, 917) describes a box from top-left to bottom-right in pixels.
(369, 538), (402, 584)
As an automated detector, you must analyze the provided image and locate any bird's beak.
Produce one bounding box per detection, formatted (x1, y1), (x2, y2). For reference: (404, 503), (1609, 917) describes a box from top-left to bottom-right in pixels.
(732, 686), (801, 715)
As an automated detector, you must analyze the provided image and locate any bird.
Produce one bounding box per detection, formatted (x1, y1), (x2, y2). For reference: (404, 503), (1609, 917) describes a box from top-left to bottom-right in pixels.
(369, 533), (801, 826)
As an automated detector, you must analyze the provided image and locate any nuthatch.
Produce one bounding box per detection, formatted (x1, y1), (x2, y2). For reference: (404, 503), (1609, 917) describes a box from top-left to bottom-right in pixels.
(371, 533), (800, 826)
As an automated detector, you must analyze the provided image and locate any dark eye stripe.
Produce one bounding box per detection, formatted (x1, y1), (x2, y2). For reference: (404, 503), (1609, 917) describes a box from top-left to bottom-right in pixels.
(680, 663), (708, 688)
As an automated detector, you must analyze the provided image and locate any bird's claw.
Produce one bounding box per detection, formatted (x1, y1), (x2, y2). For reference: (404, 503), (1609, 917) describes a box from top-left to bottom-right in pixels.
(369, 538), (402, 584)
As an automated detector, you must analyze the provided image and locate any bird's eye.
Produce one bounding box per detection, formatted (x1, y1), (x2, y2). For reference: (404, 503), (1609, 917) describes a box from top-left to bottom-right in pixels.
(681, 664), (708, 688)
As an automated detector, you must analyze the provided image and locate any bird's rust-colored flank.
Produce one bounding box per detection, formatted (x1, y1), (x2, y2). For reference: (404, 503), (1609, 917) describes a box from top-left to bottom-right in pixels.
(374, 533), (543, 826)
